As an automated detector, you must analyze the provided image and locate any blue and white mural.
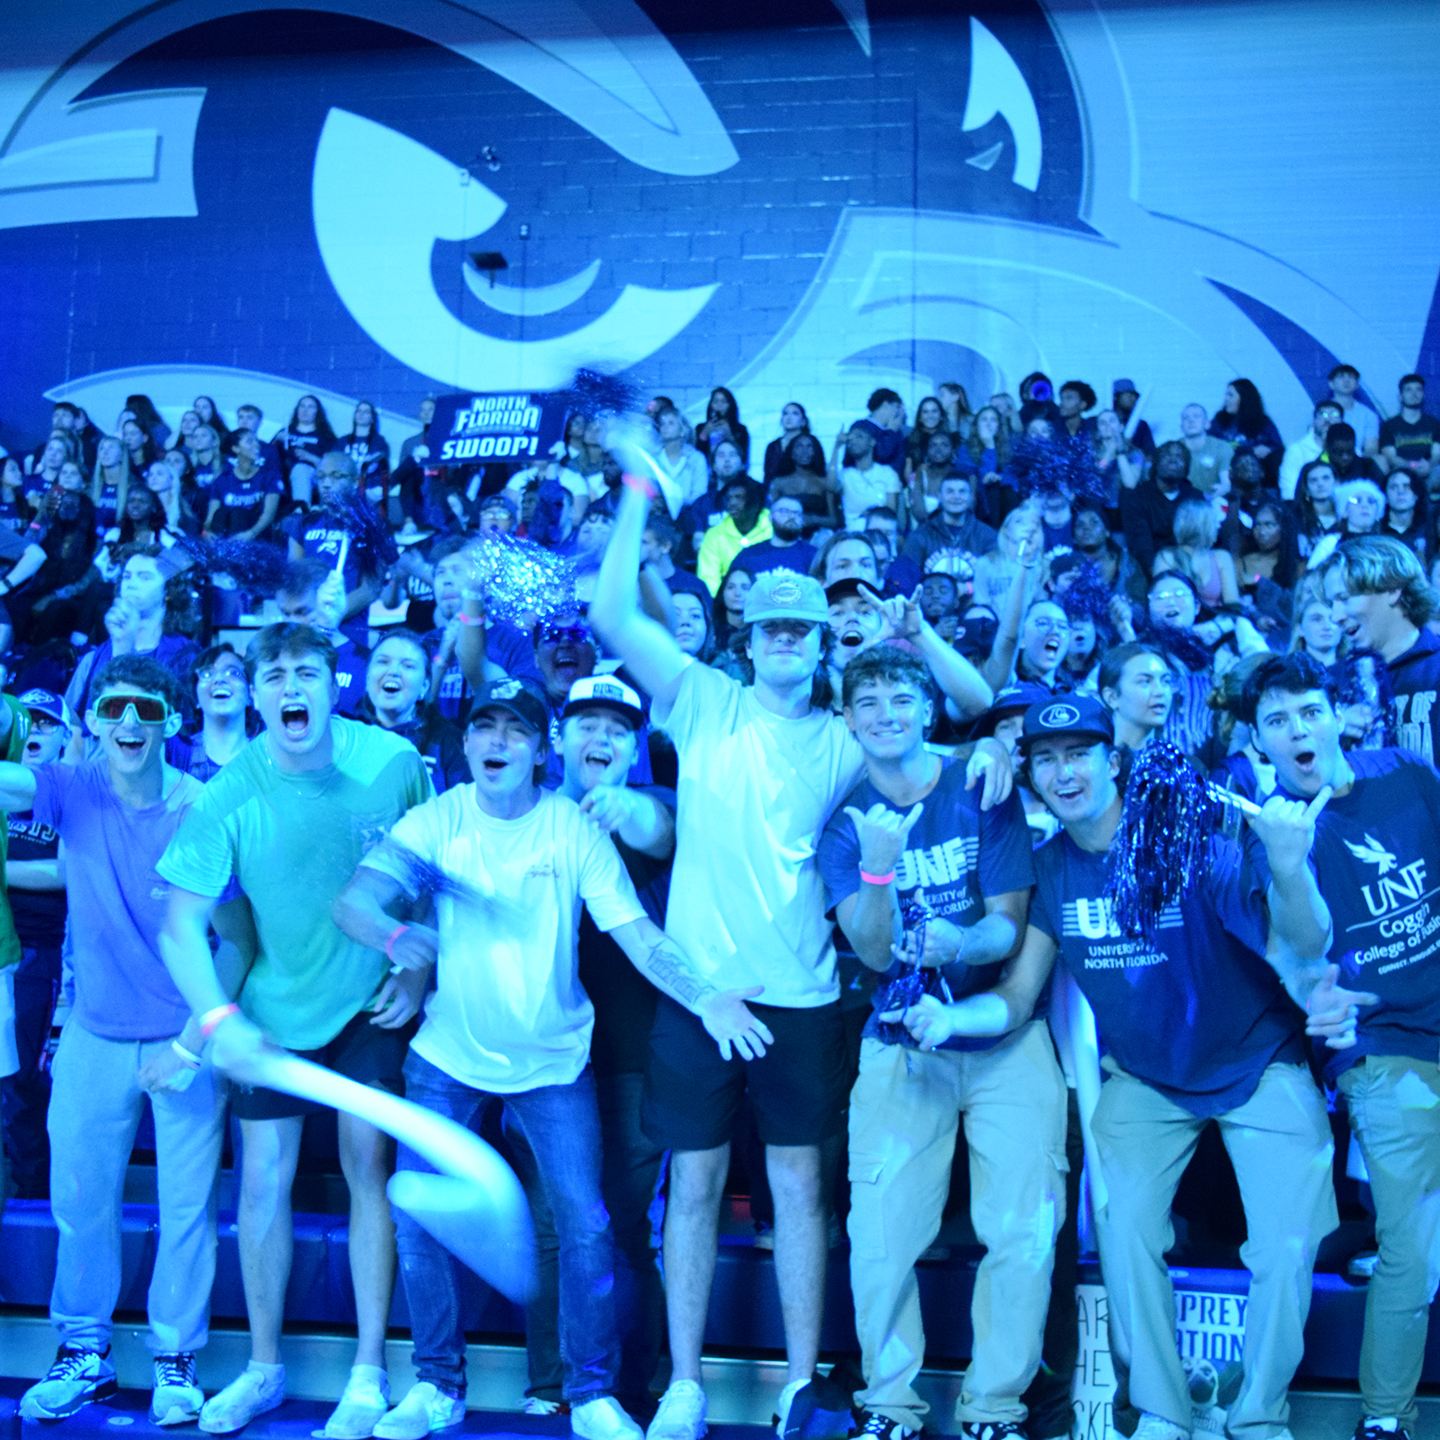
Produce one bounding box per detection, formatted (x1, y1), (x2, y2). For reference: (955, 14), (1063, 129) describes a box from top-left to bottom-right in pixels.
(1, 0), (1437, 449)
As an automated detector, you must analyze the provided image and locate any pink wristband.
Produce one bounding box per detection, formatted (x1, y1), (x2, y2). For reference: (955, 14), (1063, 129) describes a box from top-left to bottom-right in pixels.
(622, 472), (658, 501)
(385, 925), (410, 962)
(199, 1003), (239, 1039)
(859, 869), (895, 886)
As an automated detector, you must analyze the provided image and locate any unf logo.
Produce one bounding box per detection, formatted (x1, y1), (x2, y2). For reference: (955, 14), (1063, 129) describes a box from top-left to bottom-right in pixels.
(1072, 897), (1120, 939)
(769, 579), (802, 605)
(1039, 703), (1080, 729)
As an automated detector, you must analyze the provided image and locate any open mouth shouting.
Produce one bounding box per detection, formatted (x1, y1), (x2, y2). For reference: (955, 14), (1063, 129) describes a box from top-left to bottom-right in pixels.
(280, 702), (311, 739)
(579, 742), (617, 783)
(379, 672), (406, 700)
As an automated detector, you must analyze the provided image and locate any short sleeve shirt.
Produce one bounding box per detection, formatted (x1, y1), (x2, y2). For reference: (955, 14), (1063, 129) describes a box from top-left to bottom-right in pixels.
(1255, 750), (1440, 1082)
(157, 720), (434, 1049)
(1029, 830), (1303, 1115)
(818, 759), (1033, 1050)
(34, 760), (205, 1039)
(657, 661), (864, 1007)
(363, 787), (645, 1093)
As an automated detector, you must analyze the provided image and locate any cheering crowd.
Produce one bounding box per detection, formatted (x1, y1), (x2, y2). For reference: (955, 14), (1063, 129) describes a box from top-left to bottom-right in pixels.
(1, 370), (1439, 1440)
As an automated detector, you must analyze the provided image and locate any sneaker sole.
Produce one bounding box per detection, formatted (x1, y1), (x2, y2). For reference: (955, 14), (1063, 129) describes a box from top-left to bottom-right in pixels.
(324, 1408), (392, 1440)
(22, 1379), (120, 1420)
(199, 1396), (285, 1435)
(152, 1402), (204, 1427)
(372, 1408), (465, 1440)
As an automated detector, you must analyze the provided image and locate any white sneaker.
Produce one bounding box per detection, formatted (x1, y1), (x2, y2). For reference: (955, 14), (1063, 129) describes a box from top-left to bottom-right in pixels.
(151, 1353), (205, 1426)
(1133, 1413), (1191, 1440)
(646, 1381), (708, 1440)
(573, 1397), (643, 1440)
(325, 1366), (391, 1439)
(372, 1382), (466, 1440)
(200, 1365), (287, 1434)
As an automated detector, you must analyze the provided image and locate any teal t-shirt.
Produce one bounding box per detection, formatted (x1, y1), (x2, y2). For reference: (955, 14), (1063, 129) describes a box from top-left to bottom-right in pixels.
(157, 718), (434, 1049)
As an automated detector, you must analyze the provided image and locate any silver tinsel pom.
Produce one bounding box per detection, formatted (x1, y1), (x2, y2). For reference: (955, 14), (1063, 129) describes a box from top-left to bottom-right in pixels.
(467, 530), (579, 626)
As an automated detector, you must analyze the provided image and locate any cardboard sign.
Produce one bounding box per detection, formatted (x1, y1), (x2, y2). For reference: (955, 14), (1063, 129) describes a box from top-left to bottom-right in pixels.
(429, 391), (569, 466)
(1072, 1283), (1247, 1439)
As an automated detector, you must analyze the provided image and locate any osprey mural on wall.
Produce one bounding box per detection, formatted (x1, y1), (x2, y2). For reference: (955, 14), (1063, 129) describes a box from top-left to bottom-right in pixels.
(0, 0), (1436, 447)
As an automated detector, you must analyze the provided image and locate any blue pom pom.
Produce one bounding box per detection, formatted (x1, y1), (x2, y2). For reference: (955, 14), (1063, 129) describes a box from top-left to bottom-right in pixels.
(467, 530), (579, 626)
(1004, 433), (1107, 506)
(554, 368), (639, 418)
(1060, 560), (1115, 626)
(1104, 740), (1220, 941)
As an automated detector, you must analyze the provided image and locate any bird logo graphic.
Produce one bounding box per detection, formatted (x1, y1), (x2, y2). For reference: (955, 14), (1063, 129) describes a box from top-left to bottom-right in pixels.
(1344, 835), (1399, 876)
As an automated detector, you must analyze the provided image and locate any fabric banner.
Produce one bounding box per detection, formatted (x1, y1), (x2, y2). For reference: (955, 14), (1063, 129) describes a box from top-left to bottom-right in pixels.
(429, 392), (570, 467)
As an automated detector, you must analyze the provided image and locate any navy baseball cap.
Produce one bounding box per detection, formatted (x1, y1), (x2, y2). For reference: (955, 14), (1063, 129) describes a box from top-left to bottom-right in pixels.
(1018, 694), (1114, 752)
(970, 682), (1052, 739)
(470, 677), (549, 734)
(18, 689), (67, 728)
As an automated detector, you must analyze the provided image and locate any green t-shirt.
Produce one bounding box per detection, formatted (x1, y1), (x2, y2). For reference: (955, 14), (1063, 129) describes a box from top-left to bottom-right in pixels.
(157, 718), (434, 1049)
(0, 695), (33, 969)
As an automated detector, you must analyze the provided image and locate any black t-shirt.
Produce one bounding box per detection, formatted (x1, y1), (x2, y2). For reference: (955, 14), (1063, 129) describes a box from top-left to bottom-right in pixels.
(6, 808), (65, 949)
(818, 759), (1035, 1050)
(1253, 750), (1440, 1083)
(1379, 413), (1440, 462)
(578, 784), (674, 1076)
(208, 459), (284, 535)
(1030, 829), (1304, 1116)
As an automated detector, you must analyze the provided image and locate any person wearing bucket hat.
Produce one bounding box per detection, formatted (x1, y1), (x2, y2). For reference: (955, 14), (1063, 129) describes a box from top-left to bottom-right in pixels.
(889, 692), (1348, 1440)
(332, 654), (746, 1440)
(592, 477), (1014, 1440)
(970, 682), (1052, 755)
(815, 645), (1056, 1440)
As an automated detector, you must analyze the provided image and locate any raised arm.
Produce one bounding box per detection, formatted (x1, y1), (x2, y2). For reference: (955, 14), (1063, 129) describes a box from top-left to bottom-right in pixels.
(590, 480), (691, 712)
(0, 760), (37, 812)
(1245, 790), (1333, 979)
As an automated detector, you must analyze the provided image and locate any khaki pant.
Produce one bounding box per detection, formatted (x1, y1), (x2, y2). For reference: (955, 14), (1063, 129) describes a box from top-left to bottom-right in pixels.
(1091, 1063), (1337, 1440)
(1338, 1055), (1440, 1430)
(847, 1020), (1068, 1429)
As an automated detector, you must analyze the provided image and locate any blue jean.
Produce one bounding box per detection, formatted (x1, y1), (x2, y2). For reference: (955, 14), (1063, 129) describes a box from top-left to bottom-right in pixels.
(514, 1069), (665, 1408)
(394, 1052), (619, 1402)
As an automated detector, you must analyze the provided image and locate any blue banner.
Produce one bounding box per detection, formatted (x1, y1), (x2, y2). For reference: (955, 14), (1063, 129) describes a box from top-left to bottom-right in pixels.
(430, 392), (570, 466)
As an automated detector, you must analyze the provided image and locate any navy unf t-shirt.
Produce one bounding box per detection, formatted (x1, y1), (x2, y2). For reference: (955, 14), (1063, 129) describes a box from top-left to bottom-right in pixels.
(818, 758), (1034, 1052)
(1389, 630), (1440, 770)
(1257, 749), (1440, 1083)
(1029, 831), (1304, 1116)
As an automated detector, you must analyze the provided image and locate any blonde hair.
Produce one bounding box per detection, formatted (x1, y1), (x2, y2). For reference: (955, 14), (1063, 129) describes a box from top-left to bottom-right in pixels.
(1172, 497), (1219, 551)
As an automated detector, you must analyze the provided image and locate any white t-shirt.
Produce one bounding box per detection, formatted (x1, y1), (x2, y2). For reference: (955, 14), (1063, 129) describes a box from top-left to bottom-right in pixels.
(1337, 400), (1380, 451)
(840, 462), (901, 530)
(364, 787), (644, 1093)
(656, 662), (865, 1008)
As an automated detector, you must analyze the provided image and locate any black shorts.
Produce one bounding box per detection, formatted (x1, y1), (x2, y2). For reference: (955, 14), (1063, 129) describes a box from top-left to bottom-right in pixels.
(229, 1008), (415, 1121)
(642, 994), (847, 1150)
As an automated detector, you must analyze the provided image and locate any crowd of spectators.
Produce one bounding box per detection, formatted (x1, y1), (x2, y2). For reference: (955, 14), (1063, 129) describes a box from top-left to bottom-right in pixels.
(2, 363), (1439, 1440)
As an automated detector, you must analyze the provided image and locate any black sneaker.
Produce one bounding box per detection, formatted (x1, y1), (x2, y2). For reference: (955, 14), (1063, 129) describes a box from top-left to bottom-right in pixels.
(852, 1413), (917, 1440)
(1356, 1422), (1411, 1440)
(20, 1346), (120, 1419)
(962, 1424), (1028, 1440)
